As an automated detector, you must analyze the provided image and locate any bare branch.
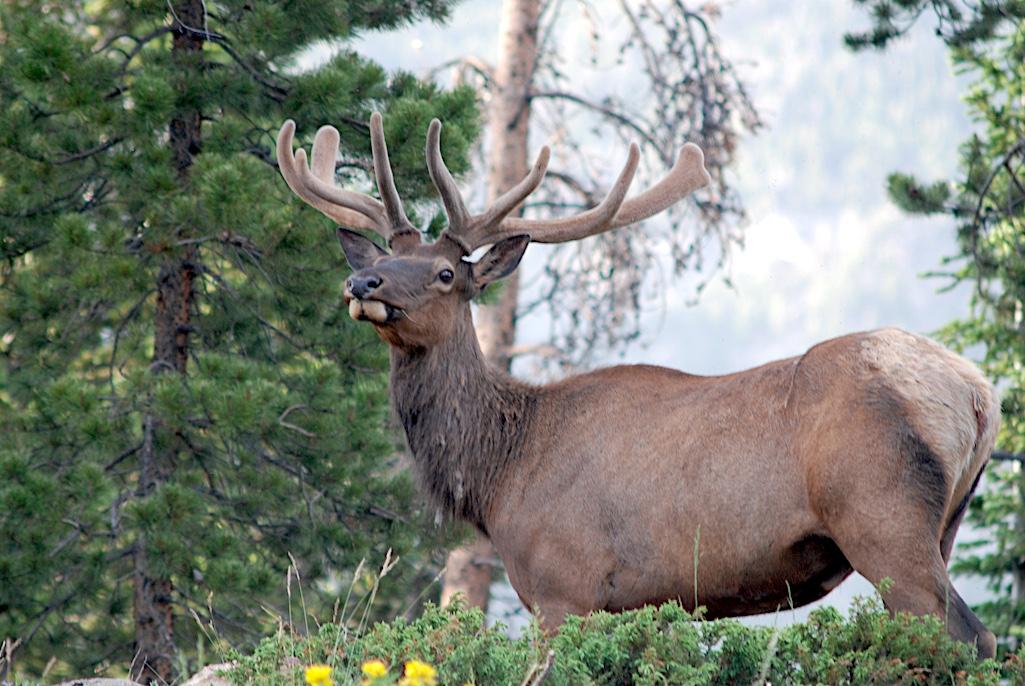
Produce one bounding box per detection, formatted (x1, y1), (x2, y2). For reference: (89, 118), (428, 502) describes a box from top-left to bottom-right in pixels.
(545, 170), (600, 205)
(530, 90), (663, 156)
(110, 26), (174, 79)
(973, 139), (1025, 232)
(429, 56), (495, 87)
(278, 404), (316, 438)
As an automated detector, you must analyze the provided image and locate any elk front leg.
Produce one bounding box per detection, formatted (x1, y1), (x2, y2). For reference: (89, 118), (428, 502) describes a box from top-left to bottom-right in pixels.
(502, 544), (605, 632)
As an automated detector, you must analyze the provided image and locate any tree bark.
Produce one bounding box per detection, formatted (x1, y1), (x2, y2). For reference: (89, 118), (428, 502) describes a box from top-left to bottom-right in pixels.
(440, 0), (540, 613)
(439, 539), (499, 609)
(132, 2), (204, 681)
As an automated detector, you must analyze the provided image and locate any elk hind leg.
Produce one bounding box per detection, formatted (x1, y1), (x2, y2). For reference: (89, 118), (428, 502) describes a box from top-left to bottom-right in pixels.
(814, 405), (995, 656)
(939, 463), (986, 564)
(828, 505), (995, 658)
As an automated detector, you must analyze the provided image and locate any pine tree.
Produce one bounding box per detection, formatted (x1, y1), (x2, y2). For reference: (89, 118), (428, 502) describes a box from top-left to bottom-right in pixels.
(0, 1), (477, 681)
(848, 0), (1025, 644)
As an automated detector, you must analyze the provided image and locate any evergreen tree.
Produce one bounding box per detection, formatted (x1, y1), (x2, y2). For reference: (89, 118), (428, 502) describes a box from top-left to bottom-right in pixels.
(848, 0), (1025, 644)
(0, 1), (477, 681)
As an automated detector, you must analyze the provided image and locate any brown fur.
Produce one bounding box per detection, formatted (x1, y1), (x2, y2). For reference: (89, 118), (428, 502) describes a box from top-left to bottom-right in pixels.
(389, 307), (536, 532)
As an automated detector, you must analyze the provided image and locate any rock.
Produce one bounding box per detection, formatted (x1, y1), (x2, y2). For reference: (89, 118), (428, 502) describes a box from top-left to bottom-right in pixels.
(279, 656), (302, 672)
(179, 663), (234, 686)
(53, 662), (235, 686)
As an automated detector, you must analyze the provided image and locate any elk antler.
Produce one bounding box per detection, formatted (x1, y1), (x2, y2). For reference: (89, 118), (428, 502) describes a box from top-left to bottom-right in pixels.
(428, 119), (711, 251)
(279, 113), (712, 252)
(276, 113), (419, 247)
(426, 119), (552, 253)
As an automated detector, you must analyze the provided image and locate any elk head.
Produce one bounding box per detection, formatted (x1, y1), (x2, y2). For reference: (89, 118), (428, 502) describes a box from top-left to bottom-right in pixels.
(277, 113), (711, 349)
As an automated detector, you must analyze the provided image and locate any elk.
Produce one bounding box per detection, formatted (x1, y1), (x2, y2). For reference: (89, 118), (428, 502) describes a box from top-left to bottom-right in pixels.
(276, 113), (1000, 657)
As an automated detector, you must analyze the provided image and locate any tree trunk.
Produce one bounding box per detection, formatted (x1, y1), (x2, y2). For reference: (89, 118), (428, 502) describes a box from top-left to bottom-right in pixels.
(132, 2), (204, 681)
(440, 0), (540, 613)
(439, 538), (499, 609)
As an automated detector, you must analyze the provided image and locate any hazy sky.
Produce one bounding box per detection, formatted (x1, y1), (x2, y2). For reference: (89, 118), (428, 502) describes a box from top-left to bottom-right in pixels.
(331, 0), (983, 629)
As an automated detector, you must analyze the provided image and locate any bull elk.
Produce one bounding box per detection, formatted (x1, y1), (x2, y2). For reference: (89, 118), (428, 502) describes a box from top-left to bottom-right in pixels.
(276, 113), (999, 657)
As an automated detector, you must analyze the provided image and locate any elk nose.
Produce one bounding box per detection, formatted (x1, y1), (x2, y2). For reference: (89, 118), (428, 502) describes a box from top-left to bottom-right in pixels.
(348, 274), (382, 299)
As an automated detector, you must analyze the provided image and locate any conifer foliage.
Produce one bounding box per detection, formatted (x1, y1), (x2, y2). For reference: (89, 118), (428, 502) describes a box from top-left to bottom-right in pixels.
(0, 1), (477, 680)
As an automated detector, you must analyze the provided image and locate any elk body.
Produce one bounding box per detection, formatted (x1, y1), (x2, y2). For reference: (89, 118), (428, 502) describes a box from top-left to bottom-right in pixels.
(277, 114), (1000, 657)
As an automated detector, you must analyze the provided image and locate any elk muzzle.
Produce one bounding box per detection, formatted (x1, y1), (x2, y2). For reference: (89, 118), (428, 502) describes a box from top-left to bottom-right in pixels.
(344, 273), (393, 323)
(347, 273), (382, 299)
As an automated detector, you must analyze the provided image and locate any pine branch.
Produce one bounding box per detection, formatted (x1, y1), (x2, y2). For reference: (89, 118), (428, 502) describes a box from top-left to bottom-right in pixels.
(992, 450), (1025, 463)
(95, 26), (172, 55)
(208, 39), (290, 102)
(111, 26), (175, 79)
(53, 138), (124, 165)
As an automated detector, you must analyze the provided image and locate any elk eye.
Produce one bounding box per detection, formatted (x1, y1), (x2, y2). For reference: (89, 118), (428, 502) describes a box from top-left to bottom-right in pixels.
(438, 269), (454, 284)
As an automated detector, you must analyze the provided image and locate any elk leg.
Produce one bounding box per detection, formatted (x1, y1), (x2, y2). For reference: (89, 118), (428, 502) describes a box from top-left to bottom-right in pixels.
(941, 578), (996, 658)
(939, 462), (986, 563)
(531, 597), (587, 632)
(939, 494), (971, 565)
(828, 518), (995, 658)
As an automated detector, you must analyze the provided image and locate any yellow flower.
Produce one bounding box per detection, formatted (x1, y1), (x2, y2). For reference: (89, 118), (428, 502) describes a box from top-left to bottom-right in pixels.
(398, 659), (437, 686)
(361, 660), (389, 679)
(305, 665), (333, 686)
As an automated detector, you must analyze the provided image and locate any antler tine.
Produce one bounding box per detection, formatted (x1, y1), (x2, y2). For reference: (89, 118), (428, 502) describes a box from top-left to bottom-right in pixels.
(277, 120), (383, 234)
(310, 125), (341, 182)
(475, 144), (641, 247)
(482, 141), (711, 246)
(368, 112), (416, 233)
(603, 143), (712, 230)
(426, 119), (471, 231)
(473, 145), (551, 233)
(296, 147), (390, 219)
(428, 119), (551, 251)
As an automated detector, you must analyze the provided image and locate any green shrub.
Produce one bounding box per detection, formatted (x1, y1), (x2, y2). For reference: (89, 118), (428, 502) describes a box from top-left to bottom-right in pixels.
(226, 596), (1025, 686)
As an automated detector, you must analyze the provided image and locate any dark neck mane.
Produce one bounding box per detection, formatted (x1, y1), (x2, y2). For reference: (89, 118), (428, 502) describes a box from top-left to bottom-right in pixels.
(389, 308), (536, 532)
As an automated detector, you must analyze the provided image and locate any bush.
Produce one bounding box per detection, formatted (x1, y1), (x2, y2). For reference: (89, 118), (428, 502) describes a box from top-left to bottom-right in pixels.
(226, 597), (1025, 686)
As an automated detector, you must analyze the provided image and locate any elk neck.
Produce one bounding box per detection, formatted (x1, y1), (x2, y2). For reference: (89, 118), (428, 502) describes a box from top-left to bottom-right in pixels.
(388, 306), (537, 534)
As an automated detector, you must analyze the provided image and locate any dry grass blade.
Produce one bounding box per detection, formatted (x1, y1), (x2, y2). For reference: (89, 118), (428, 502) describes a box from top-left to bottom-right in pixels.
(331, 557), (366, 657)
(357, 549), (399, 636)
(519, 649), (556, 686)
(288, 552), (311, 637)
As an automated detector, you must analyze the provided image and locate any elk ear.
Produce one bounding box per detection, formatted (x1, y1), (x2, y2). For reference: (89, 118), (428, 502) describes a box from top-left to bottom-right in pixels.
(337, 228), (388, 270)
(472, 234), (530, 289)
